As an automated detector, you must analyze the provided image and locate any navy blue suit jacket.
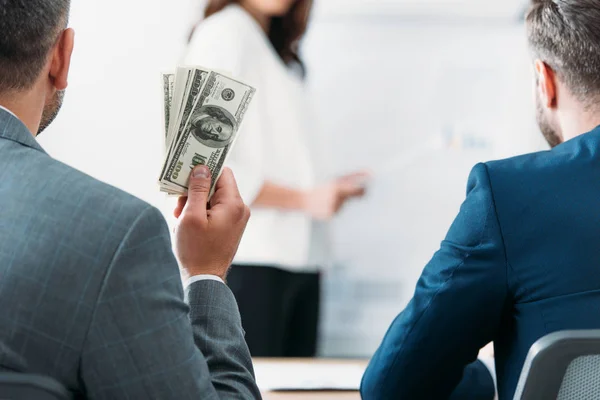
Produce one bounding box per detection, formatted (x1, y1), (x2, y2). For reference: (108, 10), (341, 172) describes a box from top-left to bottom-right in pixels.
(361, 127), (600, 399)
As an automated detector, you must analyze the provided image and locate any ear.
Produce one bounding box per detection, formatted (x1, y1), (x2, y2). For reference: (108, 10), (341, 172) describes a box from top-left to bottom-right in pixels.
(49, 28), (75, 91)
(535, 59), (557, 109)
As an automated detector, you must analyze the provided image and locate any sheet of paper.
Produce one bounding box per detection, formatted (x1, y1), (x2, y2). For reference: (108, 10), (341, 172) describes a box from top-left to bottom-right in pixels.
(253, 361), (366, 392)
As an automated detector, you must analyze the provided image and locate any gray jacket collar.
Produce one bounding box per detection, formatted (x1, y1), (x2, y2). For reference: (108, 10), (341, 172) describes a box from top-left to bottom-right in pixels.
(0, 108), (46, 154)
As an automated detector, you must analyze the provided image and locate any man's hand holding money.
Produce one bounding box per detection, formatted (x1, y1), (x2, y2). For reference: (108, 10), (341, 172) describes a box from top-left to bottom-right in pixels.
(174, 165), (250, 281)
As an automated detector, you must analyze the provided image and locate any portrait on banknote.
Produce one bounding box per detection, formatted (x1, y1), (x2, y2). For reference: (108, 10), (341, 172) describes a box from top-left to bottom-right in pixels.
(190, 105), (237, 148)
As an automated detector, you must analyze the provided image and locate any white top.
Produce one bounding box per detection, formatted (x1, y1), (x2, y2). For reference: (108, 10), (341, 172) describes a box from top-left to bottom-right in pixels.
(184, 5), (316, 271)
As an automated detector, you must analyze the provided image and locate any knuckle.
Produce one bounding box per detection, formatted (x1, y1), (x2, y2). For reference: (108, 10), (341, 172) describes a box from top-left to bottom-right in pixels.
(234, 201), (246, 219)
(242, 206), (251, 223)
(181, 213), (205, 229)
(189, 179), (210, 192)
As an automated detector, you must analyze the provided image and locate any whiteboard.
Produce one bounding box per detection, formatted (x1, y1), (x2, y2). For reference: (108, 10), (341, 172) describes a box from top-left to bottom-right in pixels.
(303, 15), (545, 357)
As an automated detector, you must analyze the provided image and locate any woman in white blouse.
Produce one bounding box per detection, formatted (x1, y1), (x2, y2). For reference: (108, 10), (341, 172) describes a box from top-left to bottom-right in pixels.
(185, 0), (366, 357)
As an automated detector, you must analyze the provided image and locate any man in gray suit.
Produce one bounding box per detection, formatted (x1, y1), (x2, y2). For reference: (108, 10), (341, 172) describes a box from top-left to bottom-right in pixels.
(0, 1), (261, 399)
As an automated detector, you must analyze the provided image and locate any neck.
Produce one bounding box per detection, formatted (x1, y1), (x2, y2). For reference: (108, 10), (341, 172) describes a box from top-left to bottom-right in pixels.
(559, 104), (600, 143)
(0, 91), (44, 136)
(239, 4), (271, 33)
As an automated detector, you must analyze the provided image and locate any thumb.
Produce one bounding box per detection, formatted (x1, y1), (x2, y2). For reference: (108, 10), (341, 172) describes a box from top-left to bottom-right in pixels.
(186, 166), (212, 212)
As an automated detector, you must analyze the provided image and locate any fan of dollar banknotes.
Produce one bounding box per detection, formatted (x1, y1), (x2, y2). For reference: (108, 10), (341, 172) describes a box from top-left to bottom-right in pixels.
(159, 67), (256, 197)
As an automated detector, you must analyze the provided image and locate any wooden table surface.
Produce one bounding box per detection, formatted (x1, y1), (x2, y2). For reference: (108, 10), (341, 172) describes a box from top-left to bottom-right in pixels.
(254, 358), (367, 400)
(262, 391), (360, 400)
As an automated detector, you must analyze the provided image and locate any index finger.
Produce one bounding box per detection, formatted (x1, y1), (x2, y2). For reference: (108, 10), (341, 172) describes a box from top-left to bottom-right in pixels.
(210, 168), (242, 207)
(174, 196), (188, 219)
(339, 171), (371, 187)
(339, 182), (367, 198)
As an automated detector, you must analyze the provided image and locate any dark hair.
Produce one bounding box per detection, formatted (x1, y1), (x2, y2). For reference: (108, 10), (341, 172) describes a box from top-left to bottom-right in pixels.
(0, 0), (71, 93)
(191, 0), (313, 76)
(526, 0), (600, 105)
(201, 106), (234, 126)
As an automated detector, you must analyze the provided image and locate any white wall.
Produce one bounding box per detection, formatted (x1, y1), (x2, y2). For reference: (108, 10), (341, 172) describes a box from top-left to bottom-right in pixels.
(313, 0), (528, 19)
(40, 0), (202, 211)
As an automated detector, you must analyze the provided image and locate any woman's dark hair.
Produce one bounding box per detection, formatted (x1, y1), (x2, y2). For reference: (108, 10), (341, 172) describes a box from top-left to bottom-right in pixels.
(190, 0), (313, 75)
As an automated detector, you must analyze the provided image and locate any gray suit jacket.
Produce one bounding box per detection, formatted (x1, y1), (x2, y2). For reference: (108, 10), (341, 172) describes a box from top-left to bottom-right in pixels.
(0, 109), (261, 399)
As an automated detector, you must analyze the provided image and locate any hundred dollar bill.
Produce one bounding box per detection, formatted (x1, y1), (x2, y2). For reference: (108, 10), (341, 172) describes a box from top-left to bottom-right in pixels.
(167, 67), (193, 147)
(160, 68), (211, 192)
(168, 67), (210, 154)
(160, 70), (256, 195)
(162, 73), (174, 140)
(161, 68), (196, 194)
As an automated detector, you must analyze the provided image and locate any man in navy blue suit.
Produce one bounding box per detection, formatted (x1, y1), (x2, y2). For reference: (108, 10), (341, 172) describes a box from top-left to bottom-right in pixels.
(361, 1), (600, 399)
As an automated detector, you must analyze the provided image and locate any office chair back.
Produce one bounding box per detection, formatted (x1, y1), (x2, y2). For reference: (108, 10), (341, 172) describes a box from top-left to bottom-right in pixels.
(513, 330), (600, 400)
(0, 372), (71, 400)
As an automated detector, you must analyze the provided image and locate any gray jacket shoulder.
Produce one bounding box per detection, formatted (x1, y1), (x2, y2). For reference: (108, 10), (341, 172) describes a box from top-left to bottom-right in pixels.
(0, 141), (173, 386)
(30, 149), (153, 230)
(2, 145), (165, 274)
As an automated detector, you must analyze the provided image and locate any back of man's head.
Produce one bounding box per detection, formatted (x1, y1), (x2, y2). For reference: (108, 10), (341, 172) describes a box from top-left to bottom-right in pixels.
(0, 0), (71, 94)
(526, 0), (600, 107)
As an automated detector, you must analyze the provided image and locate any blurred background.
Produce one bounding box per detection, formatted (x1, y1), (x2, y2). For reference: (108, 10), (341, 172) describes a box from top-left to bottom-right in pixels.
(40, 0), (545, 358)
